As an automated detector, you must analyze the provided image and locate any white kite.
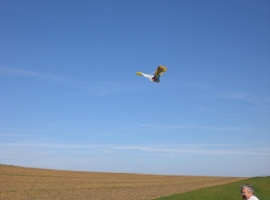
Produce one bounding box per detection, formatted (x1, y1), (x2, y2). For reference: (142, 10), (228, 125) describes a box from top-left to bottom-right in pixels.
(136, 65), (167, 83)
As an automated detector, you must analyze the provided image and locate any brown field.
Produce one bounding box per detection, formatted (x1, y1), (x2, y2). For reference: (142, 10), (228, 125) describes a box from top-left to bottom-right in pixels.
(0, 165), (247, 200)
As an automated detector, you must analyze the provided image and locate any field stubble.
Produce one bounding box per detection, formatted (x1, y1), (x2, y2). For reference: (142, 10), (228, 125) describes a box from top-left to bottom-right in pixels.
(0, 165), (247, 200)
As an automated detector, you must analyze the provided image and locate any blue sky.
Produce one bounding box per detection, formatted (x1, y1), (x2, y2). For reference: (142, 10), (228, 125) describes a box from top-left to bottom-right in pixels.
(0, 0), (269, 177)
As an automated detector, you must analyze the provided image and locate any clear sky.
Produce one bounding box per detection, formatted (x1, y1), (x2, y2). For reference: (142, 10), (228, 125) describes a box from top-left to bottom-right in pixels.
(1, 0), (269, 177)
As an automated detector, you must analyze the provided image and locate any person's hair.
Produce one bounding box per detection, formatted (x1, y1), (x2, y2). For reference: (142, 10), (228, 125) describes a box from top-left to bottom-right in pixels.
(241, 184), (255, 194)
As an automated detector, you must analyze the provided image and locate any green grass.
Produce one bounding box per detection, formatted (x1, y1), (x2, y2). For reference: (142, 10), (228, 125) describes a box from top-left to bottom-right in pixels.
(155, 177), (270, 200)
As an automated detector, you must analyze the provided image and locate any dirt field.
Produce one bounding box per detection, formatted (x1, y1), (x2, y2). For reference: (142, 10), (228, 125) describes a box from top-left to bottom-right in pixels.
(0, 165), (247, 200)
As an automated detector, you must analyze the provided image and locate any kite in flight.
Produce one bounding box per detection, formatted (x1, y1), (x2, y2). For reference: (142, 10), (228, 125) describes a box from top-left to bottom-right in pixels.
(136, 65), (167, 83)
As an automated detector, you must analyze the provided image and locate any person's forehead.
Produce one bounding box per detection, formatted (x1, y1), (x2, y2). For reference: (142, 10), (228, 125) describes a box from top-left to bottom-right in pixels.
(242, 188), (250, 192)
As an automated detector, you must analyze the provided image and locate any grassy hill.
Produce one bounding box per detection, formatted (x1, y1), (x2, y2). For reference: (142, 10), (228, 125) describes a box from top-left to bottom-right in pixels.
(155, 177), (270, 200)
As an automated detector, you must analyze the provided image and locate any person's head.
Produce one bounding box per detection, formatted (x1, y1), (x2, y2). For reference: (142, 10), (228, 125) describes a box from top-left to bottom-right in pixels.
(241, 184), (255, 199)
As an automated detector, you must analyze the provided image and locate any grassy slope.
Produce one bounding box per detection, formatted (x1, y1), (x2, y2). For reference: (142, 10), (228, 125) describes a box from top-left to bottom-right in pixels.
(155, 177), (270, 200)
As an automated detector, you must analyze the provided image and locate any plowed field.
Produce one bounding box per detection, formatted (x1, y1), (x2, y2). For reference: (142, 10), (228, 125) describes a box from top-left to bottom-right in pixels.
(0, 165), (247, 200)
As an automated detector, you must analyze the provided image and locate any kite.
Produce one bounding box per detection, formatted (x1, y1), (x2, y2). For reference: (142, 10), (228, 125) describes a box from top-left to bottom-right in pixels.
(136, 65), (167, 83)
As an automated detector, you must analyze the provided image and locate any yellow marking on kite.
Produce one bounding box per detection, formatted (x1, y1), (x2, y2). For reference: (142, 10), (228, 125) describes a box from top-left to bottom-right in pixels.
(136, 72), (143, 76)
